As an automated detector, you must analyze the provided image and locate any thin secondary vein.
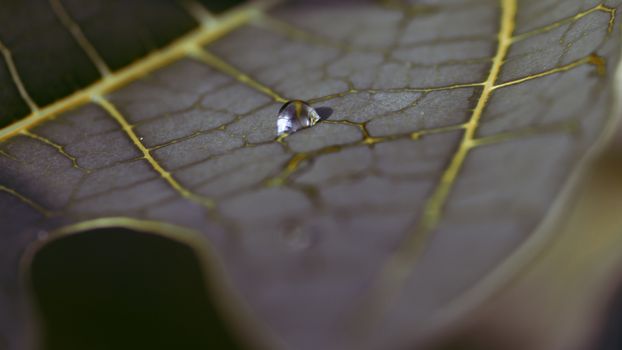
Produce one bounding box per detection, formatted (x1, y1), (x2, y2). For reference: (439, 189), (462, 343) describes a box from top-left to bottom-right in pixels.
(20, 129), (88, 172)
(0, 149), (18, 161)
(0, 185), (52, 216)
(307, 83), (484, 104)
(180, 0), (216, 25)
(187, 45), (288, 103)
(50, 0), (111, 77)
(493, 54), (606, 90)
(512, 3), (617, 42)
(254, 14), (358, 51)
(0, 40), (38, 113)
(93, 95), (216, 209)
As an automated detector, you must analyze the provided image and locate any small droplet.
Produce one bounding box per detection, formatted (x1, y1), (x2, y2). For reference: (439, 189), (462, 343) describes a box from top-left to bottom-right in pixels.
(277, 100), (320, 136)
(283, 225), (315, 251)
(37, 230), (49, 239)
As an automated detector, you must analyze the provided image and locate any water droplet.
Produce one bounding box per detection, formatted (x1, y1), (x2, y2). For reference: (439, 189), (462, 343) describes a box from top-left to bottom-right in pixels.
(277, 100), (320, 136)
(283, 225), (315, 251)
(37, 230), (49, 239)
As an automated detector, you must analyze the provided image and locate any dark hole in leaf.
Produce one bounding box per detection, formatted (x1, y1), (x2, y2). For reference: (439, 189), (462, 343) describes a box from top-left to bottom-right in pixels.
(28, 227), (244, 350)
(198, 0), (247, 14)
(595, 277), (622, 350)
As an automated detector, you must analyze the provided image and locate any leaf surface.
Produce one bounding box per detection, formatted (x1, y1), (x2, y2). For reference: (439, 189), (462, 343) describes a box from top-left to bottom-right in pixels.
(0, 0), (621, 349)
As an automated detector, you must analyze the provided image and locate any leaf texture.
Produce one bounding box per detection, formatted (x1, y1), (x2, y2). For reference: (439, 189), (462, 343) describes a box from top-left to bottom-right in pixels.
(0, 0), (621, 349)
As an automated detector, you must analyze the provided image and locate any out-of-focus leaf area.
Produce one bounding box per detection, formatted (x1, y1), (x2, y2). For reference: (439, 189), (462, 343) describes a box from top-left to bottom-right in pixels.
(1, 0), (622, 349)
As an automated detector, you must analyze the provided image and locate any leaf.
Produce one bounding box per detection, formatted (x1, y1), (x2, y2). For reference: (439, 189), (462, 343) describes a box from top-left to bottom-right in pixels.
(1, 0), (621, 349)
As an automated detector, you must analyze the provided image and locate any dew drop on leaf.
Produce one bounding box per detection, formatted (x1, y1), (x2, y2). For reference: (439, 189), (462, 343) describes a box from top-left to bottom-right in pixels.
(283, 225), (315, 251)
(276, 100), (320, 136)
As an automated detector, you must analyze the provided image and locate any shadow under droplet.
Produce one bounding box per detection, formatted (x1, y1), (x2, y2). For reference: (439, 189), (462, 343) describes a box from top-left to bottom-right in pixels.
(315, 106), (333, 121)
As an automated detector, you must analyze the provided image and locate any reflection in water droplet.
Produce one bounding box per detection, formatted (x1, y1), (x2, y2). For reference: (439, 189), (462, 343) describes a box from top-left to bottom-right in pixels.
(37, 230), (49, 239)
(277, 100), (320, 136)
